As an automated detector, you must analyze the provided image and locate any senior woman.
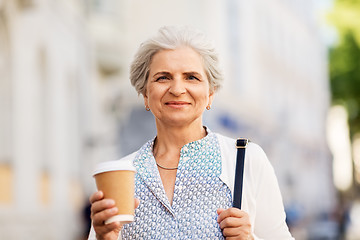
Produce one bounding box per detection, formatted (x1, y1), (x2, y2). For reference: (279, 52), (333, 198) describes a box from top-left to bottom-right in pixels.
(88, 26), (294, 240)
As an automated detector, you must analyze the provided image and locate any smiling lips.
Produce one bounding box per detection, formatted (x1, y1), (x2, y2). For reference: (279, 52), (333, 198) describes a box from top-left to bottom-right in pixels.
(165, 101), (190, 108)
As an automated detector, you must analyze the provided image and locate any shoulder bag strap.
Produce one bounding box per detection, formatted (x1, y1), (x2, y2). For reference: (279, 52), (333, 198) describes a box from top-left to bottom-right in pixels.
(233, 138), (249, 209)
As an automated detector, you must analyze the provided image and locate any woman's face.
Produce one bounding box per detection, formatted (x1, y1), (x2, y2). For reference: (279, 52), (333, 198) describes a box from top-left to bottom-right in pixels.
(144, 46), (214, 128)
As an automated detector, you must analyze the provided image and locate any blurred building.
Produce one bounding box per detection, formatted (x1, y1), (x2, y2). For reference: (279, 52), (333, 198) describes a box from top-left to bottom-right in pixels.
(0, 0), (94, 239)
(0, 0), (335, 239)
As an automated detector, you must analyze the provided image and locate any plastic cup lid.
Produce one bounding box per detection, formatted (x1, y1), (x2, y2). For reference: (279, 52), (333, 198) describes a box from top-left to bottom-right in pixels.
(93, 160), (136, 176)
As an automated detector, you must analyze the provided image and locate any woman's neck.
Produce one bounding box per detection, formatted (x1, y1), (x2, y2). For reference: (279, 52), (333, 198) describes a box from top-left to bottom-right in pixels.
(153, 122), (207, 157)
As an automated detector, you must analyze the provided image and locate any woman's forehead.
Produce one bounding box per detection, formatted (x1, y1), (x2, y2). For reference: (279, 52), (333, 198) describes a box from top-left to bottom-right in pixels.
(149, 47), (205, 74)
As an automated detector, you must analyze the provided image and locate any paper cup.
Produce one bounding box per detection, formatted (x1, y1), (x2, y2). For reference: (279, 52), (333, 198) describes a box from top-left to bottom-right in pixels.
(93, 160), (136, 224)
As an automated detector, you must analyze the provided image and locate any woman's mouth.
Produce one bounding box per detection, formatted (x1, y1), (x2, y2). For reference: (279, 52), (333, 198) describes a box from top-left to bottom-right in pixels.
(165, 101), (190, 108)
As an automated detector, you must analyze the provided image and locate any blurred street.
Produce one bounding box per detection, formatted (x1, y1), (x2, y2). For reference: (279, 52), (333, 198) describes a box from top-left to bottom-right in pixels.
(1, 0), (360, 239)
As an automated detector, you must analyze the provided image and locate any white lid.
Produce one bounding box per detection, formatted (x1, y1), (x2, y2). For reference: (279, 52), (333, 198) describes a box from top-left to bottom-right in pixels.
(105, 214), (134, 224)
(93, 160), (136, 176)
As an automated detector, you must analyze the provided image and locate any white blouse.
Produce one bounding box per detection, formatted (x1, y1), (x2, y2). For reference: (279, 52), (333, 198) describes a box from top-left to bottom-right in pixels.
(88, 132), (294, 240)
(217, 133), (294, 240)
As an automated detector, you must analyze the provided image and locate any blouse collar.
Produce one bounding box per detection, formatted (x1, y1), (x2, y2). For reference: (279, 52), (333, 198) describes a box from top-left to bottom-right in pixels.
(133, 126), (215, 213)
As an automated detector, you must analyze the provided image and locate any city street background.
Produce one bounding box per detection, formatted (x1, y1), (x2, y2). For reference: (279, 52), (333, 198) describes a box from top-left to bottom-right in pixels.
(0, 0), (359, 239)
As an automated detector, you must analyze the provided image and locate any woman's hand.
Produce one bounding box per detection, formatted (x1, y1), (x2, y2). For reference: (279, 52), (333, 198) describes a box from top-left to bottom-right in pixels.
(90, 191), (140, 240)
(217, 208), (254, 240)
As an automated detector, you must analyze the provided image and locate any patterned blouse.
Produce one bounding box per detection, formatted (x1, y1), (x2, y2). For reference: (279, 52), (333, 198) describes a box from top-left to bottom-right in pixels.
(121, 131), (232, 239)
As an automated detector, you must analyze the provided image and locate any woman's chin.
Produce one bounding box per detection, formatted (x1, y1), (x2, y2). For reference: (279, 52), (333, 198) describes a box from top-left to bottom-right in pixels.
(158, 117), (199, 127)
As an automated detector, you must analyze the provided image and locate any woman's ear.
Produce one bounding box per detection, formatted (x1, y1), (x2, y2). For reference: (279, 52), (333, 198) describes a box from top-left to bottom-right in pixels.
(143, 92), (148, 107)
(208, 90), (215, 108)
(206, 91), (214, 110)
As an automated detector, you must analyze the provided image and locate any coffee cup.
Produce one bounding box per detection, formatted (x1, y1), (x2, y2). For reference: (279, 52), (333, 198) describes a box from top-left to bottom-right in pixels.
(93, 160), (136, 224)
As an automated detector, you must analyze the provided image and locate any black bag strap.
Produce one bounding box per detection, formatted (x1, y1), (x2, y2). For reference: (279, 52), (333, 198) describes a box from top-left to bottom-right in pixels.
(233, 138), (249, 209)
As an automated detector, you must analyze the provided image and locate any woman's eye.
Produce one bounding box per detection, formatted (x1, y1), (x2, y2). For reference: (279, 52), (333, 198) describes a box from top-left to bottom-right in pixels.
(156, 76), (169, 81)
(188, 75), (199, 81)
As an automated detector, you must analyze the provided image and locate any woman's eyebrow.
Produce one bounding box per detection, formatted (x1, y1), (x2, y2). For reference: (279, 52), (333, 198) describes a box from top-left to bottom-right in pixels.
(183, 71), (202, 76)
(183, 72), (203, 79)
(152, 71), (171, 78)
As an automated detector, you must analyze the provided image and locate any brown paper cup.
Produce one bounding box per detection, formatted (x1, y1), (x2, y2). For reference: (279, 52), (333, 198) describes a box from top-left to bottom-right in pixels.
(93, 160), (136, 224)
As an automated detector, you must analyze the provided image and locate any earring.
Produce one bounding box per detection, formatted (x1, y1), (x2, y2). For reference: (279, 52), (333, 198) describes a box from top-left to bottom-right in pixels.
(206, 105), (211, 110)
(145, 106), (150, 111)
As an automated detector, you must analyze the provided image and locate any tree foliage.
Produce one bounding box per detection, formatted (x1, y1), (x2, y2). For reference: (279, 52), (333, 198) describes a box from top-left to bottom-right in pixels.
(328, 0), (360, 138)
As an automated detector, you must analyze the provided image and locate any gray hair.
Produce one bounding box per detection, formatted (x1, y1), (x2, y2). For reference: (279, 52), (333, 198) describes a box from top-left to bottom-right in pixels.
(130, 26), (223, 95)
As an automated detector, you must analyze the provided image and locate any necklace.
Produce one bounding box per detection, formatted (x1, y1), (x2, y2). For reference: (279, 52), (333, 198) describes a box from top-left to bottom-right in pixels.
(156, 161), (178, 170)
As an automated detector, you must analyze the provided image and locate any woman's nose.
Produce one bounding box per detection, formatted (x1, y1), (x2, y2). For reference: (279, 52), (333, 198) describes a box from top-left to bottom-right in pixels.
(169, 78), (186, 96)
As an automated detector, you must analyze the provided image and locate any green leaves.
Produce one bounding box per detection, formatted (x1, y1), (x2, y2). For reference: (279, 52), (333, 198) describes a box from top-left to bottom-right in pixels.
(328, 0), (360, 137)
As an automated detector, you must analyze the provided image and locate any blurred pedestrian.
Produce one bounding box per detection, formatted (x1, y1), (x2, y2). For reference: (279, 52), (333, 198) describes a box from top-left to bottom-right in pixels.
(81, 200), (92, 240)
